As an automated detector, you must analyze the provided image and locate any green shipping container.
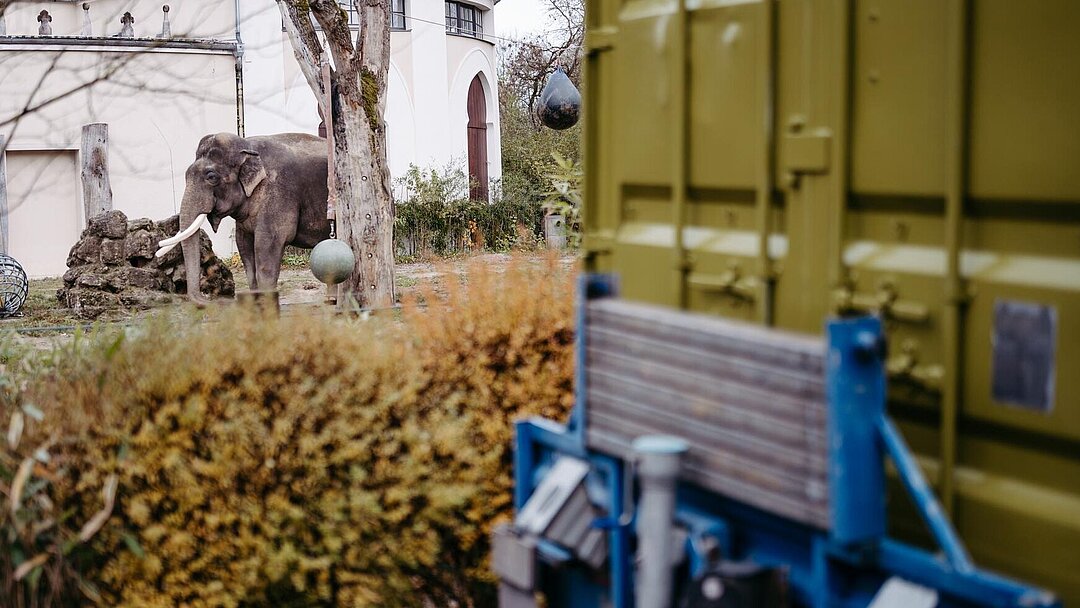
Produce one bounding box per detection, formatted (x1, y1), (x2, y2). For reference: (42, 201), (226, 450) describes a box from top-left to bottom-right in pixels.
(581, 0), (1080, 603)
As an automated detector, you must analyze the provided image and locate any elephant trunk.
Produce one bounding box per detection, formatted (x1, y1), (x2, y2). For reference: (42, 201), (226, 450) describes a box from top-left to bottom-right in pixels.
(167, 190), (212, 301)
(180, 227), (203, 300)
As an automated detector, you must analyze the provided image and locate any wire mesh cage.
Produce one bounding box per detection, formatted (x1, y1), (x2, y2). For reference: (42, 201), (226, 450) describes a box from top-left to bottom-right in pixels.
(0, 254), (29, 318)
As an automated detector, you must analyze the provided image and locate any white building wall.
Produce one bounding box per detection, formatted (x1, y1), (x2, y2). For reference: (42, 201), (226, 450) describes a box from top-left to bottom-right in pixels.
(0, 44), (240, 277)
(239, 0), (502, 187)
(0, 0), (503, 276)
(445, 34), (502, 184)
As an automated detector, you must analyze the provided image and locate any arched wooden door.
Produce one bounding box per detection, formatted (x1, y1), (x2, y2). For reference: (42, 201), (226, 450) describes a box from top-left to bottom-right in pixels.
(467, 75), (488, 202)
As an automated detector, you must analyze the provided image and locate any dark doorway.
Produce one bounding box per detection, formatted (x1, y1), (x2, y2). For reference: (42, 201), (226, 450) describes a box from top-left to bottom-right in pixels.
(467, 74), (488, 202)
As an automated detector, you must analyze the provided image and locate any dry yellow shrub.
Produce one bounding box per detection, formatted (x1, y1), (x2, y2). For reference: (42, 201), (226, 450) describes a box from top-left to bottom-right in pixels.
(19, 254), (576, 607)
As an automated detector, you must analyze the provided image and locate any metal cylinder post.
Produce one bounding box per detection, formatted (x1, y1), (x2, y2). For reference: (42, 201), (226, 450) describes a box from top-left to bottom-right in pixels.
(633, 435), (688, 608)
(825, 316), (887, 546)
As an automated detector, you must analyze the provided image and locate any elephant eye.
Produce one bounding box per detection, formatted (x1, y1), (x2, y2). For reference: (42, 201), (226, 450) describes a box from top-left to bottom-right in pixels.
(205, 170), (221, 185)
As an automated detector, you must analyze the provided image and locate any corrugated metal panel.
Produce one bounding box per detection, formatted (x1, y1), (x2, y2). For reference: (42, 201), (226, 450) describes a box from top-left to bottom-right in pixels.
(583, 298), (830, 528)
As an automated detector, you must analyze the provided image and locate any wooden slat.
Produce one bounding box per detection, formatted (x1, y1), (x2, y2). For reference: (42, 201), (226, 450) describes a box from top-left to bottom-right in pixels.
(583, 298), (831, 529)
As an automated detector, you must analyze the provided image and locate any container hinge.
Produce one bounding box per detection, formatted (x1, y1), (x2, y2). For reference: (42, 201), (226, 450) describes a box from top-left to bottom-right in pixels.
(835, 279), (930, 325)
(584, 231), (615, 256)
(687, 263), (758, 302)
(782, 128), (832, 189)
(886, 339), (944, 393)
(585, 27), (617, 55)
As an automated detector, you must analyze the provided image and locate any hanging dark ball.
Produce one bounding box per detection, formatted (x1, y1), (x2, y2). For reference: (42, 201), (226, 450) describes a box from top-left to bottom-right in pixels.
(538, 67), (581, 130)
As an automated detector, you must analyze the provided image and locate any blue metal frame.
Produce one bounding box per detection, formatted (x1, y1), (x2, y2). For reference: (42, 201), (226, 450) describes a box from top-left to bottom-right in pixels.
(507, 275), (1061, 608)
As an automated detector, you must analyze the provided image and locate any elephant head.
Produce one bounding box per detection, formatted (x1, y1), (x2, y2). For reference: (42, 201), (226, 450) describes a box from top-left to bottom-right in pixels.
(157, 133), (267, 301)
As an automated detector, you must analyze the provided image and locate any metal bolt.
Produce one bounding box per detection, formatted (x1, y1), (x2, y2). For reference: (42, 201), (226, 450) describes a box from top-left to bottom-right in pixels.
(854, 331), (887, 364)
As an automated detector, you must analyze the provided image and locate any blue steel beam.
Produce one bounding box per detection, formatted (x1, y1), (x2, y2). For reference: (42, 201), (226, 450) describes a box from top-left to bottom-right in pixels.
(877, 414), (974, 574)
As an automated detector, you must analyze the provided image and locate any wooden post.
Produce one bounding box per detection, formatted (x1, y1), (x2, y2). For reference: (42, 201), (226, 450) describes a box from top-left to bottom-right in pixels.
(80, 123), (112, 221)
(0, 134), (8, 254)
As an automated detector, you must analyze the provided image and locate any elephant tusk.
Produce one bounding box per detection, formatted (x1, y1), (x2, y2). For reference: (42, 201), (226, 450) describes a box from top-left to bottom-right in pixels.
(157, 214), (207, 249)
(154, 241), (179, 258)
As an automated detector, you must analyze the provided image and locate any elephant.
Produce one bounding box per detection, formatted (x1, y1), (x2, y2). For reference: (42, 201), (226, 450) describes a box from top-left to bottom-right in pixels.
(156, 132), (330, 302)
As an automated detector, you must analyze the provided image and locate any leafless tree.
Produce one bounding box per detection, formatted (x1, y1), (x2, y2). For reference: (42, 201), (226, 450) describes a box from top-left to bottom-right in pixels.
(277, 0), (394, 309)
(499, 0), (584, 126)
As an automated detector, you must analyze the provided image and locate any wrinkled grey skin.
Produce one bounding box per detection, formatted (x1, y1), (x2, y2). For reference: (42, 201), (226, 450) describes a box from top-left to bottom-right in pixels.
(177, 133), (330, 302)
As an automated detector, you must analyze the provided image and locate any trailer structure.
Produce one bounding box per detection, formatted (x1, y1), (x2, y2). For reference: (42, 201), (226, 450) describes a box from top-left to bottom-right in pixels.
(492, 275), (1061, 608)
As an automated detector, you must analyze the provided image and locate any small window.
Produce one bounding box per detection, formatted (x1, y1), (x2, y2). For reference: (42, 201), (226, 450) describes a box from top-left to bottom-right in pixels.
(391, 0), (406, 30)
(445, 1), (483, 39)
(339, 1), (360, 28)
(288, 1), (406, 32)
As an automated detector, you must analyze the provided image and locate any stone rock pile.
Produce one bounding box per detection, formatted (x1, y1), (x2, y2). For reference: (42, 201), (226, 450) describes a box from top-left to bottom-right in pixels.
(58, 210), (234, 318)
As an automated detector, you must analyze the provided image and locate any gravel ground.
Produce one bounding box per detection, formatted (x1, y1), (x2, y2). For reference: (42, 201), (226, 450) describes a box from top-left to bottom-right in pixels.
(1, 252), (577, 349)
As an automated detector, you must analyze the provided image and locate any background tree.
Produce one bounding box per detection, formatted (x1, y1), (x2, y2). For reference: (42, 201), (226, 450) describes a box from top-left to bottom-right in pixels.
(498, 0), (584, 213)
(277, 0), (394, 308)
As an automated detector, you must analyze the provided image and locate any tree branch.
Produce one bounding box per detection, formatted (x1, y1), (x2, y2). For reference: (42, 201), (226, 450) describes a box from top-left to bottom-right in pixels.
(277, 0), (325, 105)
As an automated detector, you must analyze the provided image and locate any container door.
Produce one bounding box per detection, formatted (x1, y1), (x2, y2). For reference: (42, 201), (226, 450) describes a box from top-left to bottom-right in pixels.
(583, 0), (777, 322)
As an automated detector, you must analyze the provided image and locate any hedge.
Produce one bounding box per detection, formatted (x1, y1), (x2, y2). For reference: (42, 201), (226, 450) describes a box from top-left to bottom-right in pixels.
(0, 255), (576, 607)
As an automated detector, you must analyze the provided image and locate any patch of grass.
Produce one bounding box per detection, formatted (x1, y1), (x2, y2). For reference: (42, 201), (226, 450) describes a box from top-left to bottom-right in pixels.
(281, 246), (310, 269)
(1, 278), (98, 330)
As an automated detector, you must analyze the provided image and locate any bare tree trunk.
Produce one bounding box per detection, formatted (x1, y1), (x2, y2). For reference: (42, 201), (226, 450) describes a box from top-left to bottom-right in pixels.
(80, 123), (112, 221)
(278, 0), (395, 309)
(336, 107), (394, 308)
(335, 0), (394, 308)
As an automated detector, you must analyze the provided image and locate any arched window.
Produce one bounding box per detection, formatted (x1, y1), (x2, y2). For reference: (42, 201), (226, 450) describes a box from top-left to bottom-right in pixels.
(467, 74), (488, 202)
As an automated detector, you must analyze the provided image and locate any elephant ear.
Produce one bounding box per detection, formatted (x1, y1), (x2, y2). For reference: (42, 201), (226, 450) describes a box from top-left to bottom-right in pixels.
(238, 150), (267, 197)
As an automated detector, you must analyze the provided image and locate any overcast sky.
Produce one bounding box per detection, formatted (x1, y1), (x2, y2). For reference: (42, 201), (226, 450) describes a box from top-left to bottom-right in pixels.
(494, 0), (550, 39)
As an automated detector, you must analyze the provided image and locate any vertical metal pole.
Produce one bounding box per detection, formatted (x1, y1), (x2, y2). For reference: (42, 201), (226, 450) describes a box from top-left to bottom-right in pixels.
(826, 316), (886, 546)
(0, 134), (7, 254)
(321, 57), (339, 305)
(513, 421), (536, 511)
(755, 0), (777, 326)
(322, 58), (337, 226)
(571, 273), (619, 444)
(827, 0), (854, 300)
(671, 0), (690, 308)
(941, 0), (970, 517)
(633, 435), (687, 608)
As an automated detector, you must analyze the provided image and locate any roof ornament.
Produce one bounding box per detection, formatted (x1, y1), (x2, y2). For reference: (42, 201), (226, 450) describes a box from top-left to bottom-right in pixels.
(119, 11), (135, 38)
(37, 10), (53, 36)
(81, 3), (92, 37)
(158, 5), (171, 38)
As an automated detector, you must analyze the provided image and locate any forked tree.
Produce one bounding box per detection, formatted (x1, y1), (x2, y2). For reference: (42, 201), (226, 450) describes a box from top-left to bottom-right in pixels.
(277, 0), (395, 308)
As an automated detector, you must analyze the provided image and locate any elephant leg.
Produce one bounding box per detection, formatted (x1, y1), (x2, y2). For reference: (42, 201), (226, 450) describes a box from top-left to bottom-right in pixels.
(254, 232), (287, 291)
(236, 228), (258, 290)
